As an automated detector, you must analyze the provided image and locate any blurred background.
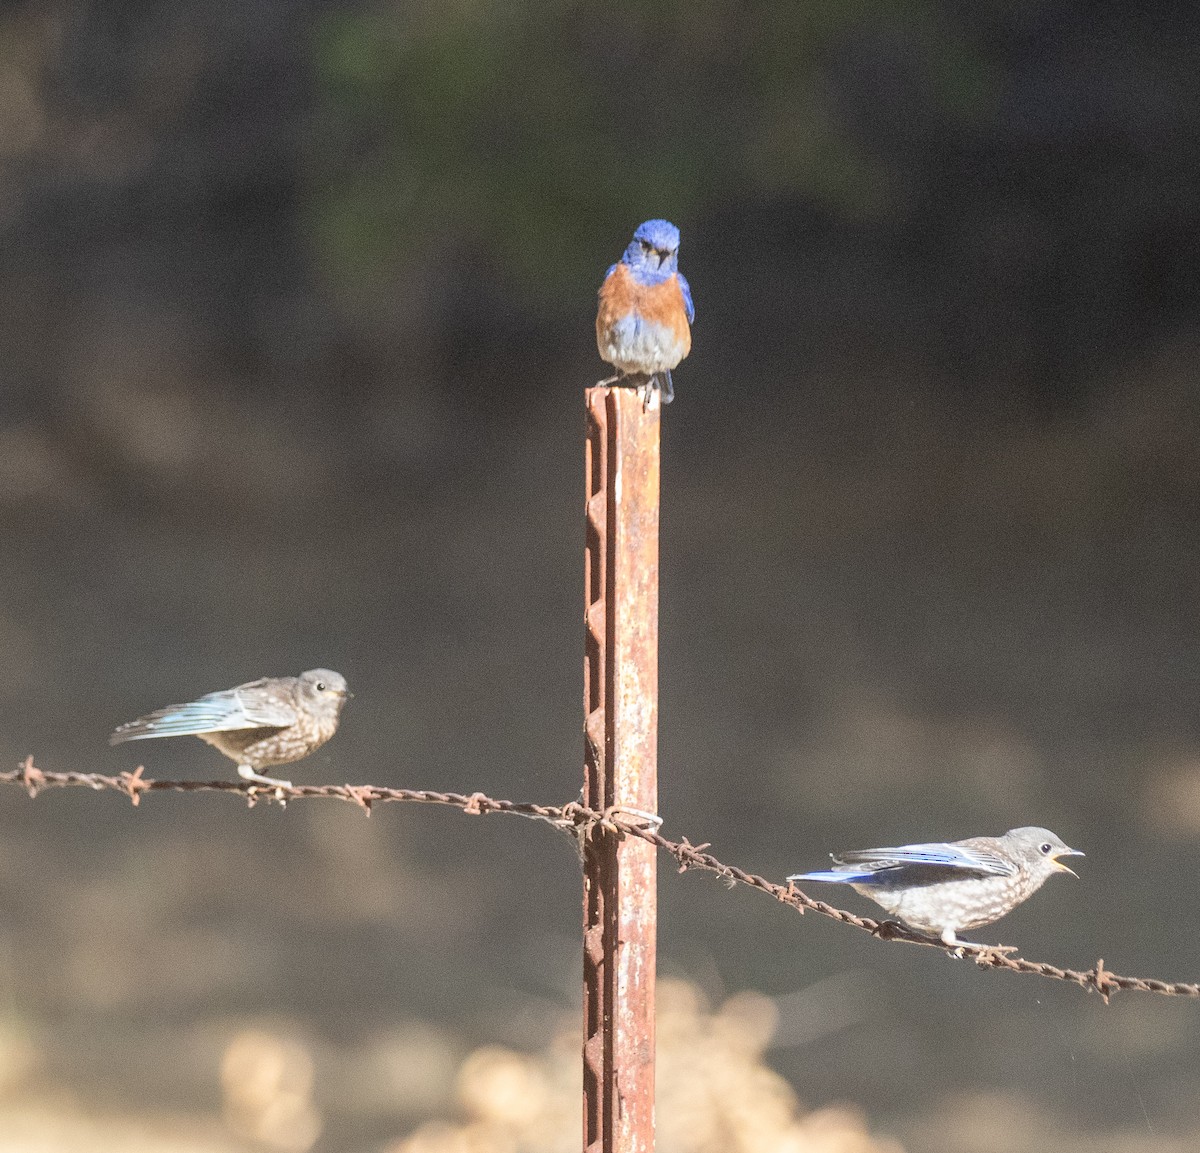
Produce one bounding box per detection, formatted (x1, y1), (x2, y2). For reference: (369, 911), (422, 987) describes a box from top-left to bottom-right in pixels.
(2, 1), (1200, 1150)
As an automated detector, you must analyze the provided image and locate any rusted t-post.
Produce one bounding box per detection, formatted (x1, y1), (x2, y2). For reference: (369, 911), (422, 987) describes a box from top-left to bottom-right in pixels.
(582, 386), (659, 1153)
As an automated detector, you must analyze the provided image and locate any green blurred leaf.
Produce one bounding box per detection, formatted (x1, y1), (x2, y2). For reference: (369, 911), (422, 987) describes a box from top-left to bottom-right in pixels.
(306, 0), (993, 303)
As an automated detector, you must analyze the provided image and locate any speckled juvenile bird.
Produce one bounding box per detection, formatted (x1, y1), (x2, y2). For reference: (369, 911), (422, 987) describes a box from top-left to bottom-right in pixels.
(110, 669), (352, 788)
(788, 827), (1083, 948)
(596, 218), (693, 406)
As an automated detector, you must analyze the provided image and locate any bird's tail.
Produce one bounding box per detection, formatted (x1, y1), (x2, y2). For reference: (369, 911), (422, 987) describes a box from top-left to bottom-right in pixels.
(787, 869), (877, 885)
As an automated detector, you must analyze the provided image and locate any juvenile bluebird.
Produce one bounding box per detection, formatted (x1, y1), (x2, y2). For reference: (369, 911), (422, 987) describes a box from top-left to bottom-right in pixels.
(788, 827), (1083, 949)
(596, 218), (693, 405)
(110, 668), (352, 788)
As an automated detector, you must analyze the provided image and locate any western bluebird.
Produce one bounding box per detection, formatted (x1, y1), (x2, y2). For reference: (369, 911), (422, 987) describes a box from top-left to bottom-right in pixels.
(596, 218), (693, 406)
(110, 668), (352, 788)
(788, 827), (1083, 949)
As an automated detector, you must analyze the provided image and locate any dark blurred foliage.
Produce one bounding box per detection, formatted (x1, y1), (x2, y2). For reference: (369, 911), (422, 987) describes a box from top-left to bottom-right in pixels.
(3, 1), (1200, 1151)
(307, 0), (1200, 403)
(309, 1), (902, 294)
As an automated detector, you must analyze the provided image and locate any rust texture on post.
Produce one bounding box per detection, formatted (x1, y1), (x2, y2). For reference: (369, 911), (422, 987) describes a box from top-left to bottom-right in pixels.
(582, 386), (660, 1153)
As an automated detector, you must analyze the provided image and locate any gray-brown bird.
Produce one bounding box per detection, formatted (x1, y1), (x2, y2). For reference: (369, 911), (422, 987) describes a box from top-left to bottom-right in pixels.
(110, 668), (352, 788)
(788, 827), (1083, 948)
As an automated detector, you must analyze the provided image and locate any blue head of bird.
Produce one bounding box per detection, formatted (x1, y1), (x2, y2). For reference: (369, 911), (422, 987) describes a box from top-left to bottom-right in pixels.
(621, 219), (681, 284)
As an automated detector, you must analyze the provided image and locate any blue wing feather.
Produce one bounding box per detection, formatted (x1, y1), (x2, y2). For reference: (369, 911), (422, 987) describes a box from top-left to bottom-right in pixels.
(676, 272), (694, 323)
(833, 842), (1016, 877)
(111, 683), (296, 743)
(789, 840), (1018, 884)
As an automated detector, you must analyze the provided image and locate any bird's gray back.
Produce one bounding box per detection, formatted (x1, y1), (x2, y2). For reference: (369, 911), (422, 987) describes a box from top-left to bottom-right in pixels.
(231, 676), (303, 723)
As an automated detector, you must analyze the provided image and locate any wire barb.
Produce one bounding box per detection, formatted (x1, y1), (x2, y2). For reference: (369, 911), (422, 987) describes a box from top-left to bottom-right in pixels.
(3, 758), (1197, 1001)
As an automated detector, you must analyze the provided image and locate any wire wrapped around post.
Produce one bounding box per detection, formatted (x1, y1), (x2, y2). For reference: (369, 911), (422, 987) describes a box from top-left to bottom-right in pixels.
(582, 387), (660, 1153)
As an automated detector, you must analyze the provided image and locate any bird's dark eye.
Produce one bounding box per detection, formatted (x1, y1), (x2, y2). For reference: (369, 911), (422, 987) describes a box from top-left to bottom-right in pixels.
(316, 682), (327, 692)
(1039, 842), (1052, 854)
(640, 239), (652, 252)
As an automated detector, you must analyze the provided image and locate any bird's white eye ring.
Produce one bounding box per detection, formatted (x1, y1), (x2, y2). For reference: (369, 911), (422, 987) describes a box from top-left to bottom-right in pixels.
(316, 682), (327, 692)
(1039, 842), (1052, 854)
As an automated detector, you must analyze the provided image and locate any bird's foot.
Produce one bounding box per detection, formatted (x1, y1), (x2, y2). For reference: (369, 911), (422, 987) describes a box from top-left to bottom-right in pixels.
(963, 942), (1020, 962)
(944, 938), (1018, 960)
(637, 375), (662, 412)
(238, 764), (293, 790)
(596, 371), (668, 411)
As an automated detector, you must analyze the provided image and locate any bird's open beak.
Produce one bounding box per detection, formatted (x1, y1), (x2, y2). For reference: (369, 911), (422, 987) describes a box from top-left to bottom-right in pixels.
(1052, 848), (1084, 877)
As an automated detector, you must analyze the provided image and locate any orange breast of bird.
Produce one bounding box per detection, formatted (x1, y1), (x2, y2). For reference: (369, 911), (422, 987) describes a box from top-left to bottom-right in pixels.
(596, 263), (692, 372)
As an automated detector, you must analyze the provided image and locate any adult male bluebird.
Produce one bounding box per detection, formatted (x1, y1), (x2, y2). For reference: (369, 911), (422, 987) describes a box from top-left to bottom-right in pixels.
(110, 668), (352, 788)
(788, 827), (1083, 948)
(596, 218), (693, 406)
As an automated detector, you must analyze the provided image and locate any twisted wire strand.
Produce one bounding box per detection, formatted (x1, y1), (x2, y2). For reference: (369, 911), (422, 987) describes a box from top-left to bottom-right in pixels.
(2, 757), (1193, 1002)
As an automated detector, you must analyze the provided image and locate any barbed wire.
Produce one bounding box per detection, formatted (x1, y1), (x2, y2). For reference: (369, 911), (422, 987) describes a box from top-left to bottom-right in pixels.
(3, 756), (1195, 1003)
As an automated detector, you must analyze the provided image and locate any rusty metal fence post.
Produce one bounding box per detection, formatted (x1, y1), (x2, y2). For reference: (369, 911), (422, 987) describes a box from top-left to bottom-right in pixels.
(582, 386), (660, 1153)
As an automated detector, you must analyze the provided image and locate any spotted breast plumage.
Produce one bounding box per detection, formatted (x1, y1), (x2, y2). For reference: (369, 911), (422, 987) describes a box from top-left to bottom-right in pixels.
(596, 218), (693, 405)
(110, 668), (352, 788)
